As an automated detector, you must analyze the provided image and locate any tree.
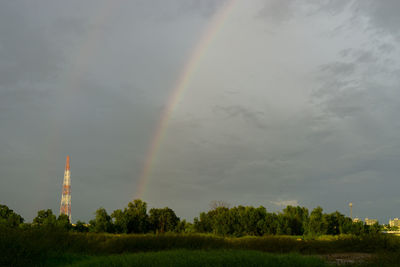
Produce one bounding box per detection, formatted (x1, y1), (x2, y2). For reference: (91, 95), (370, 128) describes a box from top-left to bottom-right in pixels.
(350, 221), (367, 235)
(33, 209), (57, 227)
(193, 212), (213, 233)
(56, 214), (72, 230)
(109, 199), (150, 234)
(276, 213), (292, 235)
(149, 207), (179, 233)
(231, 206), (266, 236)
(74, 220), (88, 232)
(111, 209), (127, 233)
(211, 206), (231, 236)
(175, 219), (193, 233)
(0, 204), (24, 227)
(281, 206), (309, 236)
(368, 222), (382, 234)
(209, 200), (231, 210)
(305, 206), (326, 236)
(89, 208), (113, 233)
(261, 212), (279, 235)
(323, 211), (347, 235)
(124, 199), (149, 233)
(338, 216), (354, 234)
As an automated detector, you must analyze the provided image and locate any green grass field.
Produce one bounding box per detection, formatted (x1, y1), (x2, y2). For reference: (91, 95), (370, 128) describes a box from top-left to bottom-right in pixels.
(47, 250), (327, 267)
(3, 228), (400, 266)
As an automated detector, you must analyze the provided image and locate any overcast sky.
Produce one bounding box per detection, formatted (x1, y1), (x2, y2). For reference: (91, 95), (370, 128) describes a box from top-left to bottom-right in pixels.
(1, 0), (400, 223)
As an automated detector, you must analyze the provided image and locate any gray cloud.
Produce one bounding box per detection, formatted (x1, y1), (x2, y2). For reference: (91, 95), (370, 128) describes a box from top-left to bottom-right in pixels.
(2, 0), (400, 224)
(257, 0), (350, 23)
(258, 0), (400, 39)
(355, 0), (400, 37)
(0, 2), (61, 87)
(257, 0), (296, 23)
(212, 105), (267, 129)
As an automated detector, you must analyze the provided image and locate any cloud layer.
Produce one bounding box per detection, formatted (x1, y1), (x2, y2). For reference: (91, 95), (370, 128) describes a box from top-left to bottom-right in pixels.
(1, 0), (400, 223)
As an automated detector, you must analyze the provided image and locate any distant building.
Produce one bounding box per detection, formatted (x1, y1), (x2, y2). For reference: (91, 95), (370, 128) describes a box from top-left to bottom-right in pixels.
(353, 218), (361, 223)
(389, 218), (400, 227)
(365, 218), (378, 225)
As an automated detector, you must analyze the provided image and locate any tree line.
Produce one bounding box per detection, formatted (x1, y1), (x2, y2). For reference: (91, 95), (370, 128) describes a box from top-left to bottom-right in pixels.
(0, 200), (381, 237)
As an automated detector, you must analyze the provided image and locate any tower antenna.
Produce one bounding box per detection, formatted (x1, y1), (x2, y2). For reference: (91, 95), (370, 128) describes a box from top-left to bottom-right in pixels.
(60, 156), (71, 222)
(349, 202), (353, 220)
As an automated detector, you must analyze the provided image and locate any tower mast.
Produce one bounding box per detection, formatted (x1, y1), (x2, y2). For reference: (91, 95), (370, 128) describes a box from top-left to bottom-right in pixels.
(60, 156), (71, 222)
(349, 202), (353, 220)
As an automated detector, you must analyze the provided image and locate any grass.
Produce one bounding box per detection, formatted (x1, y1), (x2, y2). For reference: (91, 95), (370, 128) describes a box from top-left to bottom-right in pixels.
(55, 250), (327, 267)
(3, 227), (400, 266)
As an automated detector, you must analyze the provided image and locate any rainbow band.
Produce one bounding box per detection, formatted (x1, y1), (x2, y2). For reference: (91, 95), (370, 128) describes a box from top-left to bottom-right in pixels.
(135, 0), (236, 198)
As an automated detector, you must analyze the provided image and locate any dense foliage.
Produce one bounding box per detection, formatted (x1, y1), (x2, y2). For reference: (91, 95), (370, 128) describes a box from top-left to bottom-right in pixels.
(0, 204), (24, 227)
(0, 200), (382, 237)
(193, 205), (381, 237)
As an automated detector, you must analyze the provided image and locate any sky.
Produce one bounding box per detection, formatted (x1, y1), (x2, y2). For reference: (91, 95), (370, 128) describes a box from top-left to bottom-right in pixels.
(1, 0), (400, 224)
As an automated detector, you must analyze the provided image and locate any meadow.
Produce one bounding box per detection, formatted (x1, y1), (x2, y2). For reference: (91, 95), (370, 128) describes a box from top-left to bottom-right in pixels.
(2, 227), (400, 266)
(46, 250), (327, 267)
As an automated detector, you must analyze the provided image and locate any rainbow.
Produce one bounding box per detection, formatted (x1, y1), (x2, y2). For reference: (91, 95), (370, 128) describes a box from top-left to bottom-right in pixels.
(135, 0), (237, 198)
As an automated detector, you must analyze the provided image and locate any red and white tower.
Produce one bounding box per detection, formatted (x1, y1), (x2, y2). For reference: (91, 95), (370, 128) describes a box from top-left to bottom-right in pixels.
(60, 155), (71, 222)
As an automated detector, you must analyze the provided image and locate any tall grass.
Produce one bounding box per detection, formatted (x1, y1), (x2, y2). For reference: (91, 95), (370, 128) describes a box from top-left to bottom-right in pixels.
(2, 226), (400, 266)
(62, 250), (327, 267)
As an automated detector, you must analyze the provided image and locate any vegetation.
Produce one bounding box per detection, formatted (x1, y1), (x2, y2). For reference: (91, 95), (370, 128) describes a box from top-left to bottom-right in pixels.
(0, 200), (382, 236)
(2, 227), (400, 266)
(53, 250), (326, 267)
(0, 204), (24, 227)
(0, 201), (391, 266)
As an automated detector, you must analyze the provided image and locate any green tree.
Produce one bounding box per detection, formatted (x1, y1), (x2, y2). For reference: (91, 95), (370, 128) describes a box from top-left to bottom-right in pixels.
(175, 219), (193, 233)
(281, 206), (309, 235)
(276, 213), (292, 235)
(89, 208), (113, 233)
(149, 207), (179, 233)
(338, 216), (354, 234)
(368, 222), (382, 234)
(111, 209), (127, 233)
(350, 221), (367, 235)
(193, 212), (213, 233)
(56, 214), (72, 230)
(211, 207), (231, 236)
(260, 212), (279, 235)
(306, 206), (326, 236)
(123, 199), (149, 233)
(230, 206), (267, 236)
(74, 220), (88, 232)
(323, 211), (347, 235)
(33, 209), (57, 227)
(0, 204), (24, 227)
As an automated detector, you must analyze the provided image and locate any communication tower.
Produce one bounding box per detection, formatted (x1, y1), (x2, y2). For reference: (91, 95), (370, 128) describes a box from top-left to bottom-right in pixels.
(349, 202), (353, 219)
(60, 156), (71, 222)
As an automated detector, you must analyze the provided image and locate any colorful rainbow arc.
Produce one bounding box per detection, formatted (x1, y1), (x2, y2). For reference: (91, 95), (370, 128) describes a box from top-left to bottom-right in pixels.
(135, 0), (237, 199)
